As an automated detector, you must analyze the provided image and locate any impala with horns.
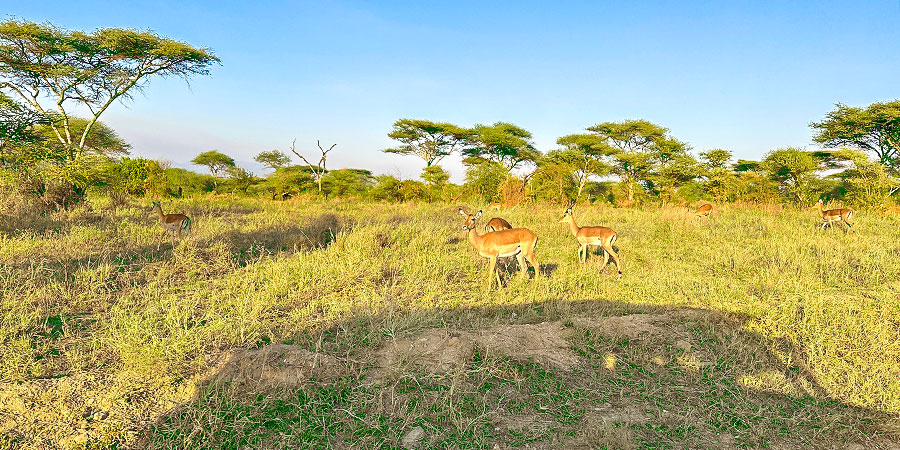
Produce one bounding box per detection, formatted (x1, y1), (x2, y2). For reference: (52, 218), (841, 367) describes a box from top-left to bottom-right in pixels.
(816, 200), (854, 231)
(484, 217), (513, 233)
(693, 203), (712, 219)
(151, 201), (191, 249)
(458, 207), (539, 287)
(558, 202), (621, 274)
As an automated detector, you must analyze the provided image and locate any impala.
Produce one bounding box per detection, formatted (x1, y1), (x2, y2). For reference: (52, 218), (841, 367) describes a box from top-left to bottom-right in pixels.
(693, 203), (712, 219)
(816, 200), (853, 231)
(484, 217), (513, 232)
(151, 201), (191, 248)
(558, 203), (621, 274)
(458, 207), (539, 287)
(487, 202), (502, 211)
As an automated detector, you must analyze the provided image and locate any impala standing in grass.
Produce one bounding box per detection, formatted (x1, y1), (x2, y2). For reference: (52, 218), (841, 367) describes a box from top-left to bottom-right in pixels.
(816, 200), (853, 232)
(458, 207), (539, 287)
(151, 201), (192, 249)
(484, 217), (513, 232)
(558, 203), (622, 274)
(693, 203), (713, 219)
(487, 202), (502, 211)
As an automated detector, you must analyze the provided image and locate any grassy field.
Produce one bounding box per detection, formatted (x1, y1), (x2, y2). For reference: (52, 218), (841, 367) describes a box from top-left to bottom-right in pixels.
(1, 196), (899, 449)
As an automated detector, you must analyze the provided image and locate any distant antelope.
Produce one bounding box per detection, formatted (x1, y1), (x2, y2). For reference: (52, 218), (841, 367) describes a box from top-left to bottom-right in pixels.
(458, 207), (539, 287)
(693, 203), (713, 219)
(484, 217), (513, 233)
(558, 202), (621, 274)
(816, 200), (853, 232)
(151, 201), (191, 249)
(487, 202), (502, 211)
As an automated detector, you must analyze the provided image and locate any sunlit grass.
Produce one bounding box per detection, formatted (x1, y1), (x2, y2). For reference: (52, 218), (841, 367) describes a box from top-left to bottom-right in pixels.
(1, 195), (899, 448)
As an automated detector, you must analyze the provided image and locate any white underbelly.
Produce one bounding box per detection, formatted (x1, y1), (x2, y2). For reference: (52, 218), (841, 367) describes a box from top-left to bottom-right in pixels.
(481, 247), (521, 258)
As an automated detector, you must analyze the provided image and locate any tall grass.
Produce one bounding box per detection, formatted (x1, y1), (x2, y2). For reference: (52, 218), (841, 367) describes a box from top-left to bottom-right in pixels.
(1, 196), (898, 448)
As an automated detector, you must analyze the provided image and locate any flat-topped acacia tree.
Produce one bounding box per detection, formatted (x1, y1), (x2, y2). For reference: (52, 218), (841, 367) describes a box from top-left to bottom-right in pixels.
(0, 20), (219, 162)
(383, 119), (469, 167)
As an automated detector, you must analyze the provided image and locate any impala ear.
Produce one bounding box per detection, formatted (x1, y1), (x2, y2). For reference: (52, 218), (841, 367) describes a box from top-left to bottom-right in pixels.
(458, 207), (467, 216)
(475, 210), (482, 219)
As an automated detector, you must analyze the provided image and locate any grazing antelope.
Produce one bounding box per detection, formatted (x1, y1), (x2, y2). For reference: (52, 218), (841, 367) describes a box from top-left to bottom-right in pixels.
(151, 201), (191, 249)
(816, 200), (853, 232)
(693, 203), (712, 219)
(458, 207), (539, 287)
(558, 203), (622, 274)
(487, 202), (502, 211)
(484, 217), (513, 233)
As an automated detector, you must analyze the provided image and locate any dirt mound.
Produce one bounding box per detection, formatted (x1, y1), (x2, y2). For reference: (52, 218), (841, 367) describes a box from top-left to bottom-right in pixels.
(478, 322), (579, 369)
(376, 329), (476, 376)
(373, 322), (580, 381)
(571, 314), (674, 340)
(213, 344), (345, 389)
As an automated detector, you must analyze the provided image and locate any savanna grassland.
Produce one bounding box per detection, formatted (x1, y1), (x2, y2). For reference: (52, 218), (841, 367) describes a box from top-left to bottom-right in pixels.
(1, 196), (900, 449)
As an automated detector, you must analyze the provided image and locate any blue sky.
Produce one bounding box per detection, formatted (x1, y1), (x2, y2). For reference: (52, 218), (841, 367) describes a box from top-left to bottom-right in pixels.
(4, 1), (900, 181)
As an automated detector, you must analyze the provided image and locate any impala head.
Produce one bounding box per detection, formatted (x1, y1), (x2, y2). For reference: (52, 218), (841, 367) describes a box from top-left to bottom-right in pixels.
(458, 207), (482, 230)
(558, 201), (576, 223)
(150, 201), (161, 211)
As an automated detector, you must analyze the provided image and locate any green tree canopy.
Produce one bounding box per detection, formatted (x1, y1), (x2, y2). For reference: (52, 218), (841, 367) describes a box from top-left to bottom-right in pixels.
(584, 119), (671, 202)
(34, 118), (130, 157)
(811, 101), (900, 172)
(192, 150), (235, 178)
(0, 20), (219, 161)
(421, 164), (450, 186)
(700, 149), (733, 170)
(761, 147), (820, 203)
(462, 122), (540, 172)
(254, 150), (291, 172)
(545, 135), (613, 200)
(384, 119), (469, 167)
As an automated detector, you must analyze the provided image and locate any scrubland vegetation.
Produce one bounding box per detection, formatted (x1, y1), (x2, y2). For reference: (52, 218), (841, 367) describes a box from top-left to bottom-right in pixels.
(1, 195), (899, 449)
(3, 17), (900, 450)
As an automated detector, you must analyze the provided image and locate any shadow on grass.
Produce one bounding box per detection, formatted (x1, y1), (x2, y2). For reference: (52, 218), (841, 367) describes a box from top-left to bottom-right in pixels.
(136, 299), (899, 450)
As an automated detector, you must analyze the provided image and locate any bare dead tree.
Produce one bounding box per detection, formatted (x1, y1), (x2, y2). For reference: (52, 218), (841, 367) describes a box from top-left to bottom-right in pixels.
(290, 139), (336, 194)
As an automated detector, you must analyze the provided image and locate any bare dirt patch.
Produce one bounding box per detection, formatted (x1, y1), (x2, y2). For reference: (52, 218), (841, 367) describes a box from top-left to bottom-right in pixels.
(212, 344), (346, 390)
(373, 321), (581, 381)
(571, 314), (674, 340)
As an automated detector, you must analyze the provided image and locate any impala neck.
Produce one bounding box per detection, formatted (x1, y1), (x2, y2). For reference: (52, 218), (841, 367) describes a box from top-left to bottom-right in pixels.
(565, 216), (580, 237)
(154, 204), (165, 221)
(466, 226), (484, 248)
(817, 202), (826, 216)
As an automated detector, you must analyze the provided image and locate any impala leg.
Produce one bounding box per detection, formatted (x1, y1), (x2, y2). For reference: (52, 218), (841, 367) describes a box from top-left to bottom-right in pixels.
(523, 243), (539, 277)
(601, 245), (610, 269)
(580, 244), (587, 263)
(604, 243), (623, 275)
(487, 255), (499, 287)
(516, 251), (527, 277)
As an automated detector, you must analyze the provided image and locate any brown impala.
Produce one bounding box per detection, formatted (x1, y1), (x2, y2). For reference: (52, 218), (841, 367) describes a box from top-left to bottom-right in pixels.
(816, 200), (853, 231)
(151, 201), (191, 249)
(484, 217), (513, 232)
(693, 203), (712, 219)
(458, 207), (539, 287)
(558, 202), (621, 274)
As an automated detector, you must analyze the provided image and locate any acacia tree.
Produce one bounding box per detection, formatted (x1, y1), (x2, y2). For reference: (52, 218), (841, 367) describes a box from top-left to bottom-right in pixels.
(554, 133), (613, 200)
(192, 150), (234, 190)
(255, 150), (290, 172)
(761, 147), (820, 204)
(811, 101), (900, 172)
(290, 139), (336, 194)
(585, 120), (669, 202)
(384, 119), (468, 167)
(462, 122), (540, 173)
(0, 20), (218, 161)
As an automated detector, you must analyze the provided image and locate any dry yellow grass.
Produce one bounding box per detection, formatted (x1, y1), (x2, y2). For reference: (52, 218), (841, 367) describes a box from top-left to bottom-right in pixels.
(1, 195), (899, 448)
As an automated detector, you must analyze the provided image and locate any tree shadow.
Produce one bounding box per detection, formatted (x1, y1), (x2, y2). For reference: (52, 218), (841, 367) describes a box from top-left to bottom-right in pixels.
(136, 298), (900, 449)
